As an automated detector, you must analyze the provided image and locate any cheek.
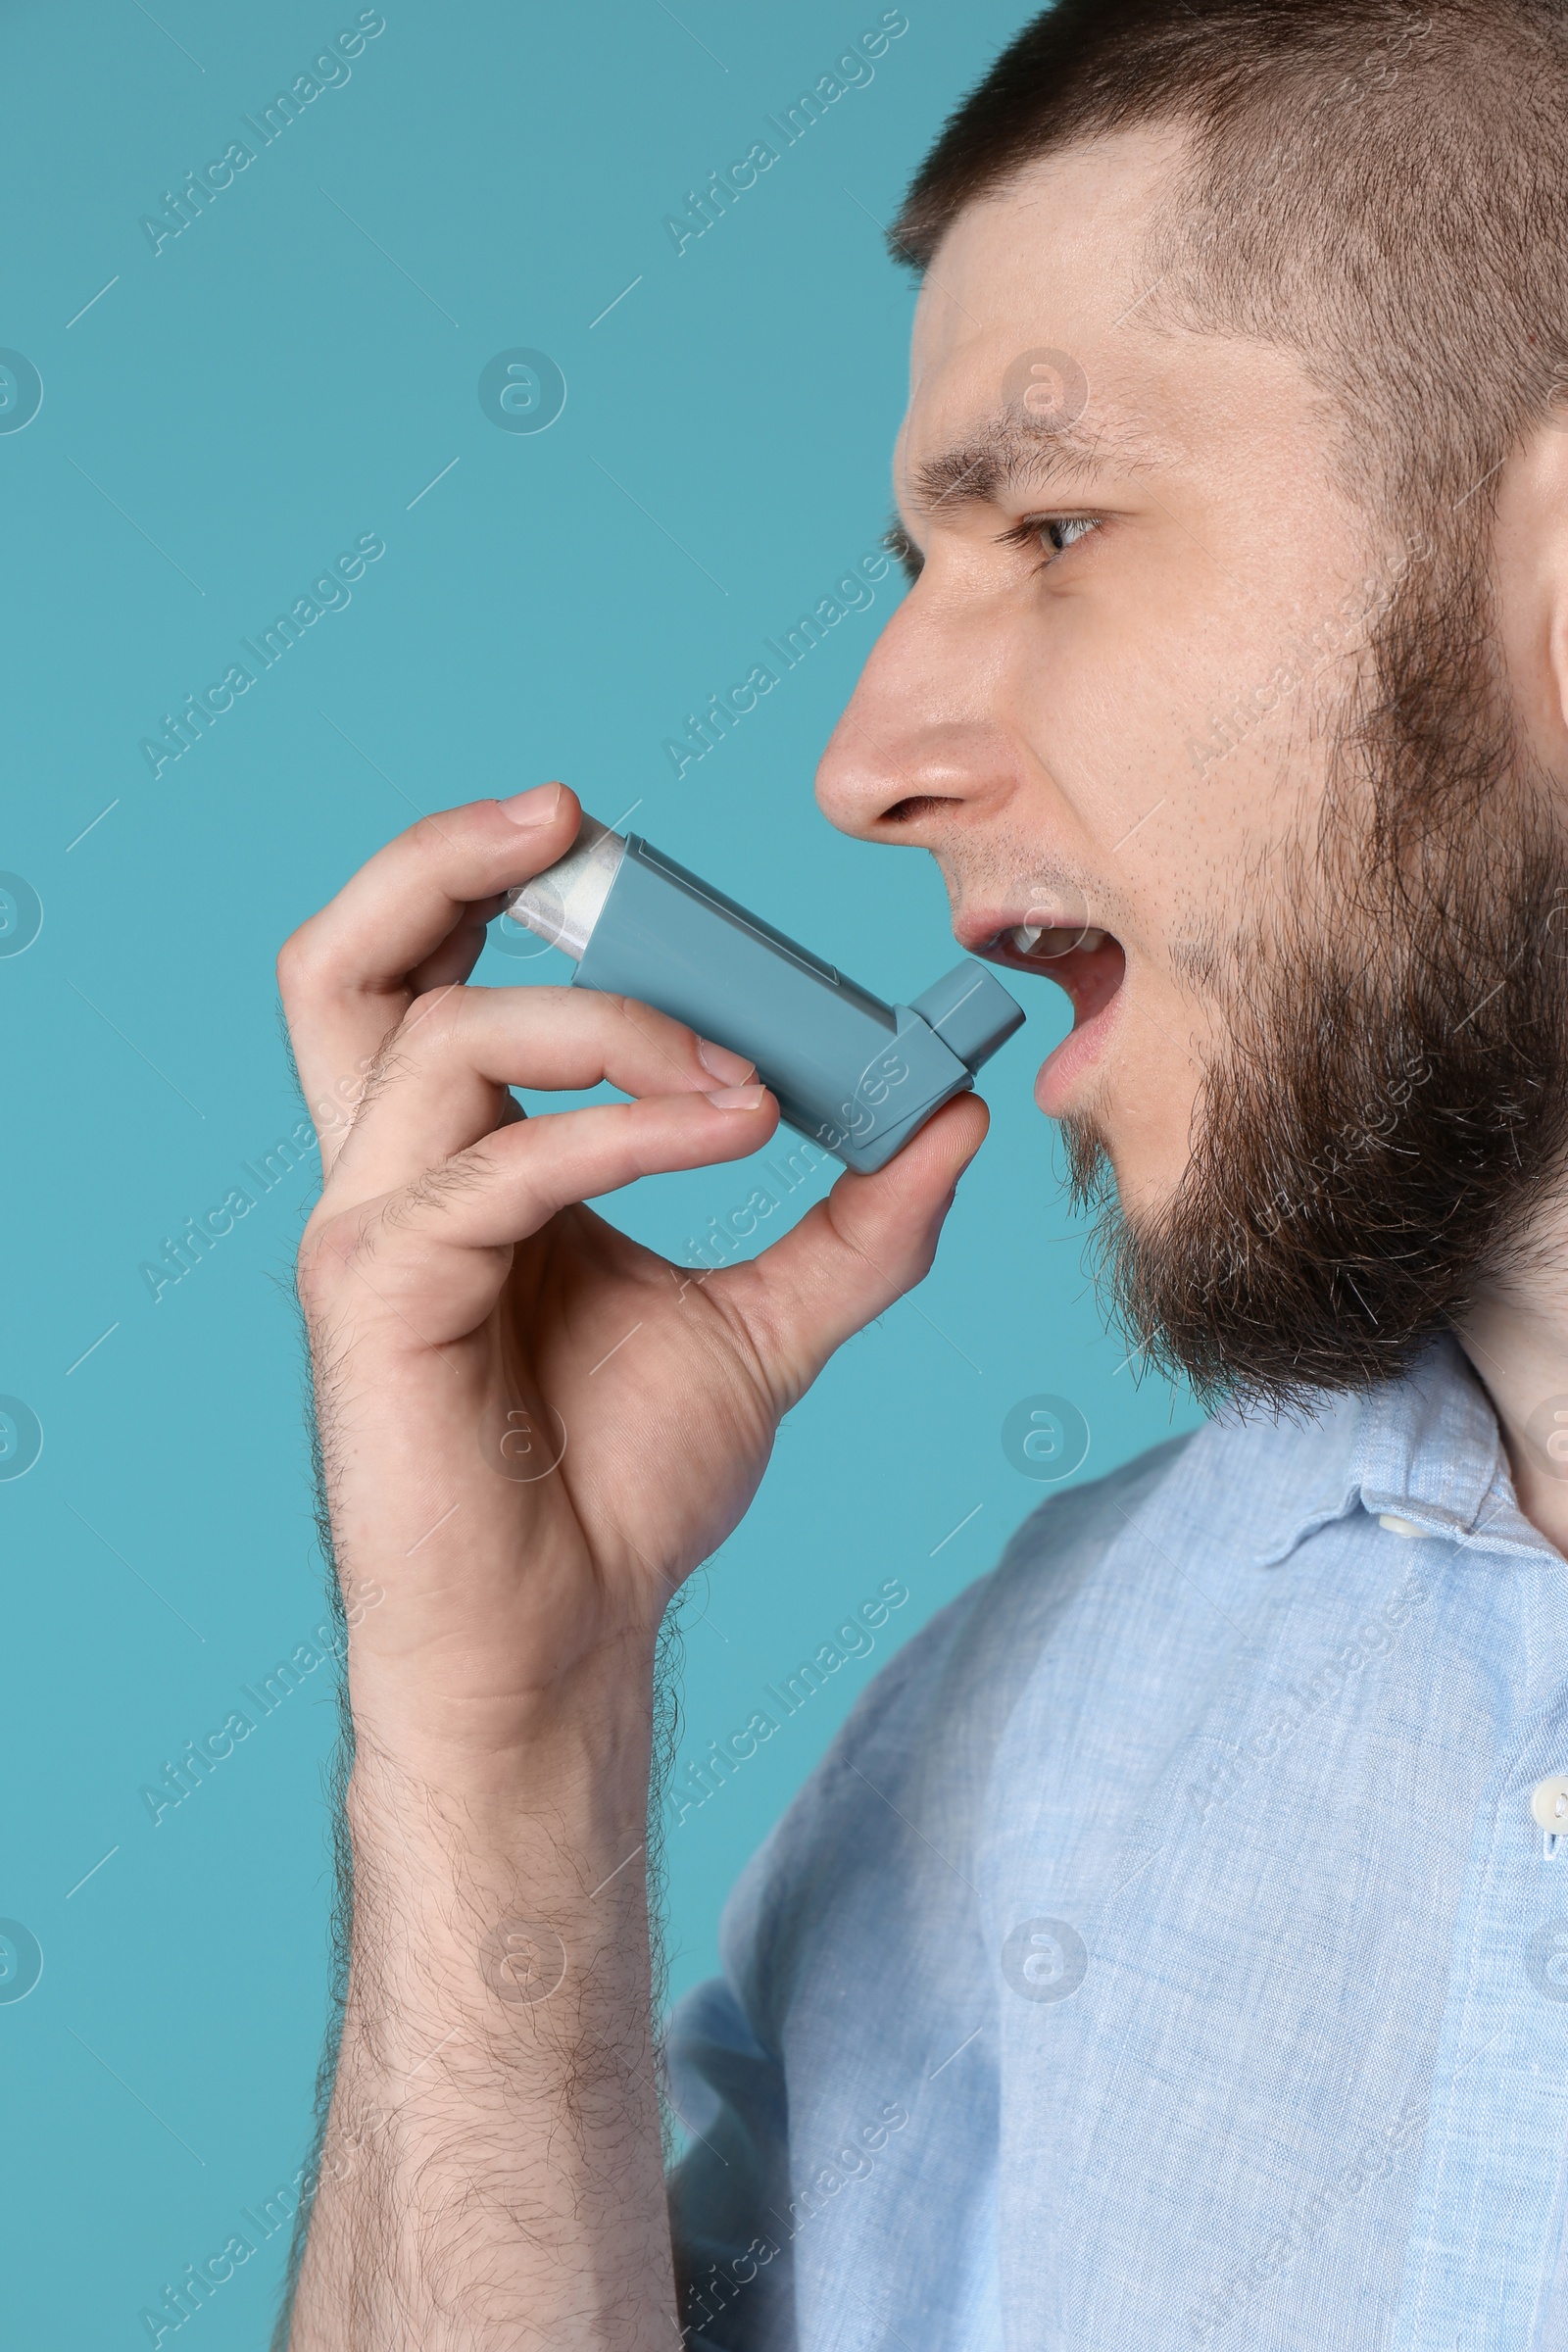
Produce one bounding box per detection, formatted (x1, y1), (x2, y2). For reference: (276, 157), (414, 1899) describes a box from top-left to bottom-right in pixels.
(1086, 988), (1212, 1214)
(1102, 763), (1323, 1211)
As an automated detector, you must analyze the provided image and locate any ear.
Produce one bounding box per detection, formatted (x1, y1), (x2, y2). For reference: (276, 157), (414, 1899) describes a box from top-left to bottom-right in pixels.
(1494, 422), (1568, 763)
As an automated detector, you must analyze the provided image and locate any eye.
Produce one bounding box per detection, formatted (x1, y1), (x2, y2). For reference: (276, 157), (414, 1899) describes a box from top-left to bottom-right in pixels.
(1000, 514), (1102, 567)
(1041, 515), (1100, 557)
(884, 519), (923, 584)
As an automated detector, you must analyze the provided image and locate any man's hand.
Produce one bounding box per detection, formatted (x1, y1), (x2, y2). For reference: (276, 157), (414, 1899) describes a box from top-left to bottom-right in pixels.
(278, 785), (985, 2349)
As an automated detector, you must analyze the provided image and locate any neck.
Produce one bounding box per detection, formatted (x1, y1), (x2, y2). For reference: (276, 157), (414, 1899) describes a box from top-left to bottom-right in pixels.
(1458, 1263), (1568, 1554)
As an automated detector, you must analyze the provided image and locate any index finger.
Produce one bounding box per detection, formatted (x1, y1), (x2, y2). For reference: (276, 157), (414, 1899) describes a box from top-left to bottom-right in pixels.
(278, 783), (580, 1131)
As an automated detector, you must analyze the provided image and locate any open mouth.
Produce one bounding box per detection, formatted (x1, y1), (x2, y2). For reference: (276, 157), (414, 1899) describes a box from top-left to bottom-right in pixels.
(971, 917), (1127, 1112)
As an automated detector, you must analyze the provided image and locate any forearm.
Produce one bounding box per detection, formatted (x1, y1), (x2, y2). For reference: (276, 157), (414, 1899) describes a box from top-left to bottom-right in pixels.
(289, 1687), (676, 2351)
(273, 789), (980, 2346)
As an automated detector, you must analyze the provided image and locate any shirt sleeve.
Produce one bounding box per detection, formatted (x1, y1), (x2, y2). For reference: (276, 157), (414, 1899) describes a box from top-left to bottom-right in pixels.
(666, 1969), (797, 2351)
(664, 1444), (1196, 2350)
(663, 1579), (997, 2351)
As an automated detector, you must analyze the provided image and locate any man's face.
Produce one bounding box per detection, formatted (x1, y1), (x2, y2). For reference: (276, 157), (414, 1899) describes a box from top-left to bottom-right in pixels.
(816, 128), (1568, 1402)
(819, 130), (1384, 1219)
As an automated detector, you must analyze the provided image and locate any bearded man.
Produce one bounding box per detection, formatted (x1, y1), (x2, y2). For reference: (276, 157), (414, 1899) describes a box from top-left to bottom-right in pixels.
(275, 4), (1568, 2345)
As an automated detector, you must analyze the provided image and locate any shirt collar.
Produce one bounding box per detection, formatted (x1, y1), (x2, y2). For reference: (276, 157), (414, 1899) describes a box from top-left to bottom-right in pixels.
(1251, 1333), (1557, 1568)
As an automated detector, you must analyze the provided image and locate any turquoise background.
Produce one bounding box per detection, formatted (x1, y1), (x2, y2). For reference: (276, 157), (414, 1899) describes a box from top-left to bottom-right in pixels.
(0, 2), (1200, 2339)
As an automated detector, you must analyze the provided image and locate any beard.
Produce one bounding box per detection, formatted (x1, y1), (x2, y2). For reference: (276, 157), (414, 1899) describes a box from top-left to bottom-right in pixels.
(1066, 523), (1568, 1412)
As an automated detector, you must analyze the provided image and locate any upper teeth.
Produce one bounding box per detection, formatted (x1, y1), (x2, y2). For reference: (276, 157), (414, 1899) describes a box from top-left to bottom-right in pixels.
(1010, 924), (1105, 957)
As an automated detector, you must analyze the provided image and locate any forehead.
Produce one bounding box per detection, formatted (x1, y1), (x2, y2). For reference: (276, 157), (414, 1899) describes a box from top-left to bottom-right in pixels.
(912, 130), (1185, 359)
(898, 128), (1321, 509)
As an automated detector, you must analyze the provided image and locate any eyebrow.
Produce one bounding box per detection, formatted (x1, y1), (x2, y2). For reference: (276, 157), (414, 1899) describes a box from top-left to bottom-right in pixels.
(906, 411), (1167, 518)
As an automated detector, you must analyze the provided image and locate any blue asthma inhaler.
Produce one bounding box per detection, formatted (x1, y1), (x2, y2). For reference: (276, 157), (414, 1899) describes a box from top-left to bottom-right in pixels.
(503, 815), (1026, 1176)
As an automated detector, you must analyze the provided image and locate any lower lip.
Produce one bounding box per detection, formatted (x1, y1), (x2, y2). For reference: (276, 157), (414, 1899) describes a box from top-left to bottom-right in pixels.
(1032, 966), (1124, 1116)
(970, 932), (1127, 1115)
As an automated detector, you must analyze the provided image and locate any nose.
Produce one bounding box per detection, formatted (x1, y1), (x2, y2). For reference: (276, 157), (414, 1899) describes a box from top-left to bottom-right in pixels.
(814, 574), (1020, 845)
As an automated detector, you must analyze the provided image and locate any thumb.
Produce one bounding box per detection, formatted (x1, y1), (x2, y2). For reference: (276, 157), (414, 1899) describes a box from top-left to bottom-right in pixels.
(716, 1091), (990, 1403)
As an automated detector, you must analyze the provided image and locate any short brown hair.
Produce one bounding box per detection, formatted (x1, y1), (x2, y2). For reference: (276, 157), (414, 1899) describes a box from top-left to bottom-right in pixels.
(892, 0), (1568, 522)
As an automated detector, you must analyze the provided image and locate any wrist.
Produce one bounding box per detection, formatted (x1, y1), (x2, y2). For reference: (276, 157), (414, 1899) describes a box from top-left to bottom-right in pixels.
(343, 1619), (659, 1822)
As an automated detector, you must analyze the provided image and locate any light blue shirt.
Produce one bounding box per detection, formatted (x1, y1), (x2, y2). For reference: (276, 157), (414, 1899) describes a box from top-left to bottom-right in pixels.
(666, 1338), (1568, 2350)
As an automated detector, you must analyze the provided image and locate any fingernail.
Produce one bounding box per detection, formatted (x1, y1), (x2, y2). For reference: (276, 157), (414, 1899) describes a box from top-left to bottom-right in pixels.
(705, 1084), (768, 1111)
(697, 1037), (755, 1085)
(498, 782), (564, 828)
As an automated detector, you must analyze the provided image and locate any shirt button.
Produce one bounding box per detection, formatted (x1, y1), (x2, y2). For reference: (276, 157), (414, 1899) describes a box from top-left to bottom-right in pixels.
(1532, 1776), (1568, 1832)
(1378, 1513), (1426, 1539)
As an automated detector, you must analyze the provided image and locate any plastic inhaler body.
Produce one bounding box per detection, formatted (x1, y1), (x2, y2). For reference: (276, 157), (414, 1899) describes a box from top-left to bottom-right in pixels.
(504, 816), (1025, 1175)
